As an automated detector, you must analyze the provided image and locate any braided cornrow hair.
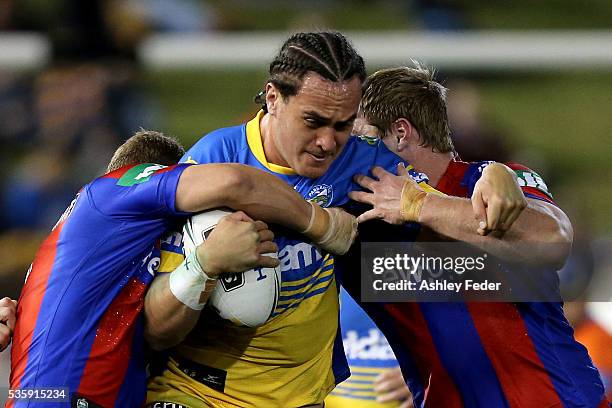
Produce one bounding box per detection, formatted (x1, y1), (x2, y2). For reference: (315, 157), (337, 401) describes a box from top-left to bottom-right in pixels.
(255, 31), (366, 109)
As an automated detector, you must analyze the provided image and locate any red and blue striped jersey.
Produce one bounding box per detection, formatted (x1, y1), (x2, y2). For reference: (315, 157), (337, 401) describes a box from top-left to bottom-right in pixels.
(8, 163), (191, 408)
(343, 160), (609, 408)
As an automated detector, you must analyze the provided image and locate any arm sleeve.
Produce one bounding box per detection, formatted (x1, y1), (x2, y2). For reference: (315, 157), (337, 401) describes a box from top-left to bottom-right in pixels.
(506, 162), (556, 205)
(87, 163), (193, 219)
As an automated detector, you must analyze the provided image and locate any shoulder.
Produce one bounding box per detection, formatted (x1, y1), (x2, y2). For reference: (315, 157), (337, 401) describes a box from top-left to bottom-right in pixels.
(338, 136), (402, 170)
(95, 163), (188, 187)
(504, 161), (555, 203)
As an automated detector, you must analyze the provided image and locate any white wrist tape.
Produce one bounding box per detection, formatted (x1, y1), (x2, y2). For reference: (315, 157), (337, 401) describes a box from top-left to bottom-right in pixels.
(169, 251), (216, 310)
(301, 201), (317, 234)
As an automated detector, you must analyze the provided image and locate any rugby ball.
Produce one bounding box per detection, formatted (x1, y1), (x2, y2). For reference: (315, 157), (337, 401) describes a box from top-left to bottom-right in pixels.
(182, 209), (281, 327)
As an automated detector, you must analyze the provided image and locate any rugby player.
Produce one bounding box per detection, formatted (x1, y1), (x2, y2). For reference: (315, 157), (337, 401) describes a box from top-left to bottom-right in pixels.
(145, 31), (527, 408)
(6, 130), (358, 408)
(346, 65), (609, 407)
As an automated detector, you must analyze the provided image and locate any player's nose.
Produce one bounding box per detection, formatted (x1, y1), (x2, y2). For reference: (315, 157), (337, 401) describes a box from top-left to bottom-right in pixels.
(315, 127), (337, 153)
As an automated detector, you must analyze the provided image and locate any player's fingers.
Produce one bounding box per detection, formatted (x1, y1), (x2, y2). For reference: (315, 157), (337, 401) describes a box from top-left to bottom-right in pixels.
(371, 166), (391, 180)
(228, 211), (254, 222)
(374, 369), (395, 384)
(256, 255), (280, 268)
(0, 307), (13, 325)
(356, 209), (382, 224)
(258, 241), (278, 255)
(0, 323), (11, 351)
(0, 297), (14, 308)
(374, 376), (403, 392)
(496, 199), (517, 232)
(474, 204), (490, 235)
(471, 191), (487, 225)
(377, 386), (411, 403)
(258, 229), (274, 243)
(397, 162), (409, 177)
(353, 174), (378, 192)
(399, 399), (415, 408)
(486, 198), (503, 231)
(348, 191), (375, 205)
(253, 220), (269, 231)
(500, 204), (523, 232)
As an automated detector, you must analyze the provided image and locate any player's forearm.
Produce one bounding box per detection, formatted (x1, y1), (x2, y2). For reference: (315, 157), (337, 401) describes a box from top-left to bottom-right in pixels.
(176, 164), (310, 232)
(419, 195), (573, 269)
(144, 273), (214, 351)
(224, 165), (315, 230)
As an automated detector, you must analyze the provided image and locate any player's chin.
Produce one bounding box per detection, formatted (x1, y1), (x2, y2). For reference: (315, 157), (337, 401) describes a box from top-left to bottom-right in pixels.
(297, 158), (333, 178)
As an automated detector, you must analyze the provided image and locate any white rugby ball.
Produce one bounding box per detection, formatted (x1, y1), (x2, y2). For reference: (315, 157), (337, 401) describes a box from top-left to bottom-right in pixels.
(182, 209), (281, 327)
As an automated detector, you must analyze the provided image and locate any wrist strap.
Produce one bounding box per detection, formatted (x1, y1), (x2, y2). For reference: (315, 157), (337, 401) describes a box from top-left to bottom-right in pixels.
(169, 251), (216, 310)
(301, 201), (329, 240)
(399, 181), (428, 222)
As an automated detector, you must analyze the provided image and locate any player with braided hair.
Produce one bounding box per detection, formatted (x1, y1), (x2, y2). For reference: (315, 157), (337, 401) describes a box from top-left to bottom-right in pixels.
(254, 31), (366, 109)
(145, 32), (525, 408)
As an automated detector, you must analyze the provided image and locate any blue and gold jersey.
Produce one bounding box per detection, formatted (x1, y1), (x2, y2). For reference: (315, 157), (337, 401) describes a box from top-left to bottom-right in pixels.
(148, 111), (413, 407)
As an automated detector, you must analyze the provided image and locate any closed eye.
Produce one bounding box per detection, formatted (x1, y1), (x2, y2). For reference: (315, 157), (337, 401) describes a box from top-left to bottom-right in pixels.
(305, 117), (324, 128)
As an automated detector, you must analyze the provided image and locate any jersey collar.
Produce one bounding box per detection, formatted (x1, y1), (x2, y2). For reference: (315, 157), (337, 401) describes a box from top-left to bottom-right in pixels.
(246, 110), (296, 175)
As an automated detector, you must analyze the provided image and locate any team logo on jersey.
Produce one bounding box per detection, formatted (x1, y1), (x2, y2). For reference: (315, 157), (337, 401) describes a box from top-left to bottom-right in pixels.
(307, 184), (334, 207)
(117, 163), (168, 186)
(407, 167), (429, 184)
(71, 395), (103, 408)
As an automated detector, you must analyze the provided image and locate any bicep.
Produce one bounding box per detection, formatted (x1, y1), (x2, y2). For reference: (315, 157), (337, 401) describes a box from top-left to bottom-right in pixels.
(174, 164), (244, 213)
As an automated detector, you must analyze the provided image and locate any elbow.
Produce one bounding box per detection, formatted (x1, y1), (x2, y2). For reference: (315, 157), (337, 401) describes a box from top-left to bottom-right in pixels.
(538, 219), (573, 270)
(548, 222), (573, 270)
(521, 202), (573, 270)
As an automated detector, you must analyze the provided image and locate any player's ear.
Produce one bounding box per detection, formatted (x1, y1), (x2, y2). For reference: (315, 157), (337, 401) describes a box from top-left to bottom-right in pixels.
(394, 118), (415, 152)
(265, 83), (280, 115)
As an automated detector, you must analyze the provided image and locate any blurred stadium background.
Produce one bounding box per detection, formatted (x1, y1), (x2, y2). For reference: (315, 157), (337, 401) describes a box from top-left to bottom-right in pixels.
(1, 0), (611, 402)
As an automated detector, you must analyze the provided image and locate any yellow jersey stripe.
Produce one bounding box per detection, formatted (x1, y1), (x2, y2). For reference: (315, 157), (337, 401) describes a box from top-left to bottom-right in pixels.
(279, 269), (334, 297)
(246, 110), (296, 175)
(159, 251), (184, 273)
(331, 388), (378, 397)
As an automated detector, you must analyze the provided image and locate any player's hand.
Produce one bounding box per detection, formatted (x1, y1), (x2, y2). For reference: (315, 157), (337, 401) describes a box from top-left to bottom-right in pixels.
(349, 164), (426, 224)
(302, 203), (357, 255)
(0, 297), (17, 352)
(374, 367), (414, 408)
(197, 211), (279, 278)
(315, 207), (358, 255)
(472, 163), (527, 236)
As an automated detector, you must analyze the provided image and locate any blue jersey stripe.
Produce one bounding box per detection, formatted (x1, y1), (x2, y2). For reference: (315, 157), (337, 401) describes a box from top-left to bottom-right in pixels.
(419, 302), (510, 407)
(518, 302), (607, 408)
(20, 221), (100, 394)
